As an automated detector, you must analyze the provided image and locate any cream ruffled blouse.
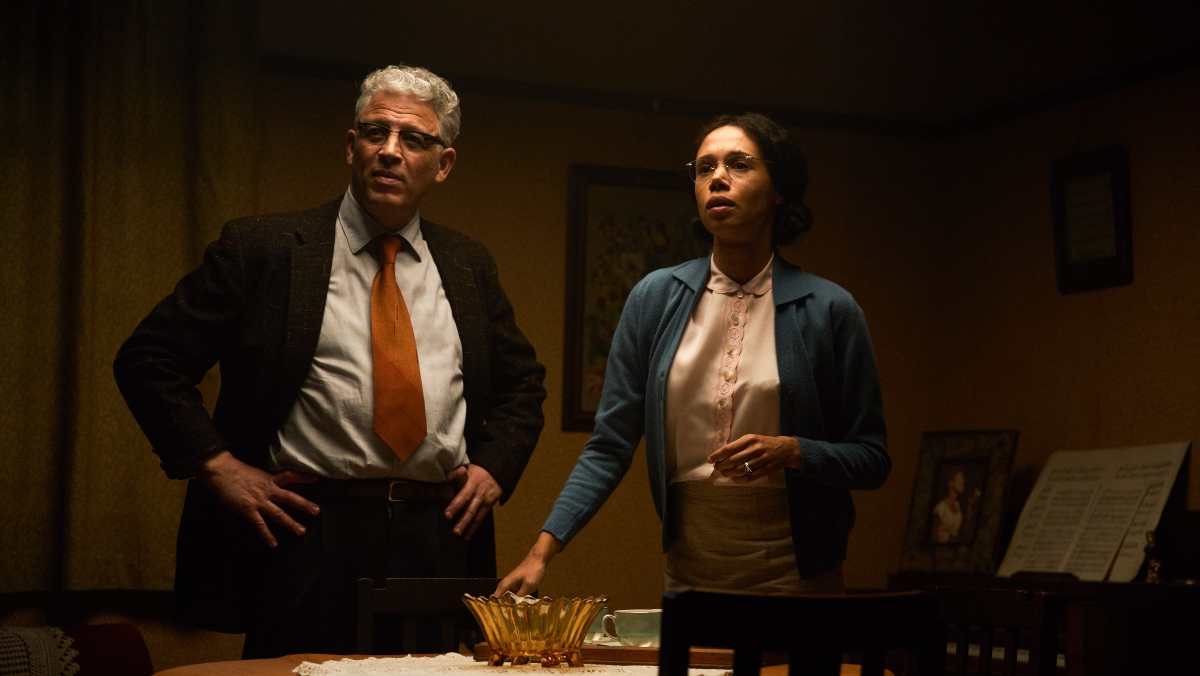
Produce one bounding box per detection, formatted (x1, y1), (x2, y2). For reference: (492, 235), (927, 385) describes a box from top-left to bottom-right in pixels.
(665, 255), (784, 488)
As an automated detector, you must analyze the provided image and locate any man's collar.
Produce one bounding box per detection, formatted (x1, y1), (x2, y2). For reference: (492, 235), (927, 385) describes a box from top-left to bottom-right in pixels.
(338, 187), (422, 259)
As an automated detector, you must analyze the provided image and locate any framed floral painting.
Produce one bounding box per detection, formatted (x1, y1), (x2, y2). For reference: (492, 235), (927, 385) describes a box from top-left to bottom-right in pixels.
(561, 164), (707, 432)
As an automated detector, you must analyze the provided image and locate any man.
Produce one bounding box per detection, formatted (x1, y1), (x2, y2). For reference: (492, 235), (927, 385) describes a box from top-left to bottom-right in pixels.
(114, 65), (546, 657)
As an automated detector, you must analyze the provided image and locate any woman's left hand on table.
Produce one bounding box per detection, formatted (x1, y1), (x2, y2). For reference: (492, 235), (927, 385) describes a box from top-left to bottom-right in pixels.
(708, 435), (802, 483)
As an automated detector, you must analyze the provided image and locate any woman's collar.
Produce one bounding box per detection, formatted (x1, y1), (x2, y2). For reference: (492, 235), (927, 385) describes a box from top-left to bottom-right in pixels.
(706, 253), (774, 295)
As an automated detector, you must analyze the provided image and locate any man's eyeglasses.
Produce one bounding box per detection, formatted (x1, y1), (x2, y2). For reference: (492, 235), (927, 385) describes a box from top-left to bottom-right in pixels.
(355, 122), (447, 152)
(686, 153), (771, 183)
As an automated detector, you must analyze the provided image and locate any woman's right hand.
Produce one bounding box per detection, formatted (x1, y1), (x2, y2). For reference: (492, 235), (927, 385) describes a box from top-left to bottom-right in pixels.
(495, 531), (562, 596)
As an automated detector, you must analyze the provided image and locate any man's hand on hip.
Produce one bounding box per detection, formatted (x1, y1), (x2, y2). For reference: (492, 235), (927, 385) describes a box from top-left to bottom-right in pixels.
(195, 451), (320, 548)
(445, 463), (502, 540)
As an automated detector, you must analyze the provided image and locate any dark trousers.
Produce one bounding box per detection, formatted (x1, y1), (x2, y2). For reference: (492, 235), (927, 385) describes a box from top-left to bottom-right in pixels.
(240, 488), (471, 659)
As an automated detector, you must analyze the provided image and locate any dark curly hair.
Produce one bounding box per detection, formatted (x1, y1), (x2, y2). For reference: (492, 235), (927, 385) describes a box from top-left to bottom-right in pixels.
(691, 112), (813, 247)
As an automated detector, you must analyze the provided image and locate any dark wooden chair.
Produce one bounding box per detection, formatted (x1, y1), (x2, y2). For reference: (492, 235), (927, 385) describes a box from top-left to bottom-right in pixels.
(355, 577), (499, 655)
(934, 587), (1061, 676)
(659, 589), (940, 676)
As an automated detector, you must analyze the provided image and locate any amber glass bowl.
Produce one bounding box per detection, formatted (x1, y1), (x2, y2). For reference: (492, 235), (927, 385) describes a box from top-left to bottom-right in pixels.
(462, 592), (609, 667)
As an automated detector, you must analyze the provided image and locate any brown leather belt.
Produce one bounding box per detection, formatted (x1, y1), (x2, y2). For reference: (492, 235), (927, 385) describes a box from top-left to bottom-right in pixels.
(299, 478), (458, 502)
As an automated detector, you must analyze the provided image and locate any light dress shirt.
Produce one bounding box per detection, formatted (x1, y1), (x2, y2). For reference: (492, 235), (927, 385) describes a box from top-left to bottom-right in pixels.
(269, 188), (468, 480)
(665, 254), (784, 488)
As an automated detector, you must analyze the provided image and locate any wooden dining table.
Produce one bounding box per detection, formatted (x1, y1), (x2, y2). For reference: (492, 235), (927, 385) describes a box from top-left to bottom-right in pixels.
(153, 653), (879, 675)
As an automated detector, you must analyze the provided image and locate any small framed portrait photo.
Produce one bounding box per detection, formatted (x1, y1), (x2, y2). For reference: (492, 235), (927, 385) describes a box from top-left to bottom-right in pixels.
(927, 460), (990, 546)
(901, 430), (1018, 573)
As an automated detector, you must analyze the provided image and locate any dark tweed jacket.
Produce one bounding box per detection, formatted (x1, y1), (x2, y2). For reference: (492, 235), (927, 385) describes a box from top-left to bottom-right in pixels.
(113, 197), (546, 632)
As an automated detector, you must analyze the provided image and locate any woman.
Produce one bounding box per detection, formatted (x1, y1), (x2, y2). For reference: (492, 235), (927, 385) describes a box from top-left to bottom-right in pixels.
(498, 113), (890, 596)
(931, 471), (966, 543)
(931, 470), (981, 543)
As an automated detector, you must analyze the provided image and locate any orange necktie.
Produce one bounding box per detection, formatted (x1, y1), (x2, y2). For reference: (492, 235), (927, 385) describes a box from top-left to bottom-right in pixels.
(371, 236), (426, 459)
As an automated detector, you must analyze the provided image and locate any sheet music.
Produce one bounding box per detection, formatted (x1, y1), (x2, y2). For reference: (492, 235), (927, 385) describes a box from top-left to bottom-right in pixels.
(1021, 484), (1101, 573)
(997, 442), (1189, 580)
(1062, 485), (1146, 581)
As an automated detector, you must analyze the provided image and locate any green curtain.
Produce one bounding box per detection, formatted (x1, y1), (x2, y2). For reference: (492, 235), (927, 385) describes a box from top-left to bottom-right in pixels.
(0, 0), (263, 592)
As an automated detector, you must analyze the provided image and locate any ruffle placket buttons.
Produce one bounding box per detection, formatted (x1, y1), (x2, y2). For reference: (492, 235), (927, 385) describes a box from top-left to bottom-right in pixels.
(712, 287), (748, 453)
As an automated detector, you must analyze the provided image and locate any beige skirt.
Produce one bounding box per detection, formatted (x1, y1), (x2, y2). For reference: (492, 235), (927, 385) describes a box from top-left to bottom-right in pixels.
(663, 481), (844, 595)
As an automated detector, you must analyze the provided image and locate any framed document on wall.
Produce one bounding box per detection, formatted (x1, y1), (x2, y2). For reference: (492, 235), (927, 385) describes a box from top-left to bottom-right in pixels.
(562, 164), (706, 432)
(1049, 145), (1133, 294)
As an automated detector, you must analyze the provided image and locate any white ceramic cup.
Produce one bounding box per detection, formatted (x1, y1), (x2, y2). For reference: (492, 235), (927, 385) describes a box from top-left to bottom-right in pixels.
(601, 608), (662, 647)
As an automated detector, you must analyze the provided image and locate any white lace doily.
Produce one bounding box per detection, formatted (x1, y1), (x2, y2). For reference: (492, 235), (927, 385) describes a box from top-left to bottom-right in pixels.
(293, 653), (729, 676)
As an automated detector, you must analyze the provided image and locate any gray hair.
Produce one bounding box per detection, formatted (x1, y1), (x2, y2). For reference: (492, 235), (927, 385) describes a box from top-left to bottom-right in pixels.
(354, 65), (461, 145)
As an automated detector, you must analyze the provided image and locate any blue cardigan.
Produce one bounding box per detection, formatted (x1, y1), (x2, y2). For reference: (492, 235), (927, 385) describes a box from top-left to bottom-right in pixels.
(542, 255), (890, 578)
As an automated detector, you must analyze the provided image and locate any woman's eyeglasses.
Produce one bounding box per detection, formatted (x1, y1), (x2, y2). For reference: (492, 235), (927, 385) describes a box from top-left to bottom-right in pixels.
(686, 153), (770, 183)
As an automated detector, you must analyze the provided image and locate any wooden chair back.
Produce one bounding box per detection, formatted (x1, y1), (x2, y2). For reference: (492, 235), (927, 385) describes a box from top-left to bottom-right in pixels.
(935, 587), (1060, 676)
(355, 577), (499, 655)
(659, 589), (940, 676)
